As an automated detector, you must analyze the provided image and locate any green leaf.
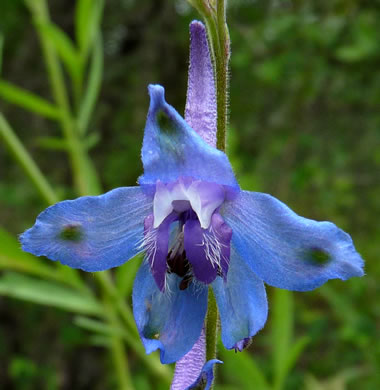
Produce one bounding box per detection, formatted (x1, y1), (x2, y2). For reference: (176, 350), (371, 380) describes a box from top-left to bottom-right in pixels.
(75, 0), (104, 60)
(0, 272), (103, 315)
(282, 336), (310, 382)
(36, 136), (68, 150)
(0, 34), (4, 75)
(84, 131), (100, 150)
(219, 343), (269, 390)
(0, 226), (87, 293)
(115, 254), (142, 299)
(0, 80), (60, 119)
(77, 34), (103, 135)
(74, 316), (125, 337)
(304, 367), (367, 390)
(36, 22), (81, 83)
(271, 288), (294, 390)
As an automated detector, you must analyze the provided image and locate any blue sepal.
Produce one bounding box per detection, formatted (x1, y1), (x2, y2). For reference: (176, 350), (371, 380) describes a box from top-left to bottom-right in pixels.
(223, 190), (364, 291)
(133, 261), (208, 364)
(20, 187), (152, 271)
(139, 85), (239, 190)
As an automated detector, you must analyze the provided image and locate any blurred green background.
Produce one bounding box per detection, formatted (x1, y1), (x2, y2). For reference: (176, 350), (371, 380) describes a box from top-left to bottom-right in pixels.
(0, 0), (379, 389)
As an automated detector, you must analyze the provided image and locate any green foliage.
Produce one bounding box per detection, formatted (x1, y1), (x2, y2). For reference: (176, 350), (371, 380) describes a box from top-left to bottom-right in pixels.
(0, 80), (60, 119)
(0, 272), (102, 315)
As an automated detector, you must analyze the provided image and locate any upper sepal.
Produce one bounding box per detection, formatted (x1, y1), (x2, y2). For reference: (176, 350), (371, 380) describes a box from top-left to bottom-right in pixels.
(139, 85), (239, 190)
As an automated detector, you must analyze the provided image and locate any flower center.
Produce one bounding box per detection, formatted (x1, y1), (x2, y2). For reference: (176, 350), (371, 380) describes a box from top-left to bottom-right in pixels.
(153, 177), (225, 229)
(142, 177), (233, 291)
(166, 231), (193, 290)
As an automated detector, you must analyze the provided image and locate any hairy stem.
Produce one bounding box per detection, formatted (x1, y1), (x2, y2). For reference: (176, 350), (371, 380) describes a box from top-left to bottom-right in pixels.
(215, 0), (230, 152)
(205, 289), (218, 362)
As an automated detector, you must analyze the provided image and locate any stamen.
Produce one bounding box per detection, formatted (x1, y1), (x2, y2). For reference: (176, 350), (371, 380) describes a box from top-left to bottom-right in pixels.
(202, 227), (227, 271)
(138, 228), (158, 267)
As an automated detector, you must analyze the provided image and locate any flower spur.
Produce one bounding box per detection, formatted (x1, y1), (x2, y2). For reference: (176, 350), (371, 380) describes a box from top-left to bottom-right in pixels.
(20, 20), (364, 389)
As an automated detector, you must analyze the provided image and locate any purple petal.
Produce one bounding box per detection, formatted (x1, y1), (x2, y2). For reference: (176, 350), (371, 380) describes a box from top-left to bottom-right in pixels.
(170, 328), (206, 390)
(234, 338), (251, 352)
(20, 187), (152, 271)
(143, 214), (171, 291)
(185, 21), (217, 147)
(222, 190), (364, 291)
(184, 218), (218, 284)
(210, 213), (232, 280)
(133, 261), (208, 364)
(185, 359), (223, 390)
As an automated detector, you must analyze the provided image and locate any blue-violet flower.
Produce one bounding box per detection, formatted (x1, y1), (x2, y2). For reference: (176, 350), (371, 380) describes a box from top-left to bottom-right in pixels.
(20, 20), (364, 383)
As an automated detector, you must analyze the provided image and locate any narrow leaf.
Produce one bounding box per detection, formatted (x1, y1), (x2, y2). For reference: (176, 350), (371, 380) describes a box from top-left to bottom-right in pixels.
(115, 254), (142, 298)
(271, 288), (294, 390)
(74, 316), (124, 337)
(282, 336), (310, 383)
(75, 0), (104, 59)
(0, 80), (60, 119)
(78, 34), (103, 135)
(84, 132), (100, 150)
(219, 344), (269, 390)
(0, 272), (103, 315)
(0, 227), (83, 288)
(36, 136), (68, 150)
(37, 22), (81, 83)
(0, 34), (4, 75)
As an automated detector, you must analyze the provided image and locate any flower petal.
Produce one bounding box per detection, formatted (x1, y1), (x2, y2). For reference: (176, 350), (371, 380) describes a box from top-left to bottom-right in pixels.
(20, 187), (151, 271)
(185, 21), (217, 147)
(133, 261), (208, 364)
(185, 359), (223, 390)
(184, 218), (218, 284)
(170, 328), (206, 390)
(143, 214), (171, 291)
(139, 84), (238, 190)
(222, 190), (365, 291)
(212, 247), (268, 350)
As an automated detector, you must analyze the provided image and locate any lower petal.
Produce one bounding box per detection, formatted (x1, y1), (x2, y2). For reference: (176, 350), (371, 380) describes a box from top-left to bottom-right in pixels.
(212, 247), (268, 350)
(184, 219), (218, 284)
(20, 187), (152, 271)
(133, 262), (208, 364)
(223, 190), (364, 291)
(144, 214), (171, 291)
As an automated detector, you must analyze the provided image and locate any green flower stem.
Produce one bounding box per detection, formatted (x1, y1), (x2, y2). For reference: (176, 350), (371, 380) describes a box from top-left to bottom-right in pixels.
(0, 113), (58, 205)
(25, 0), (101, 196)
(191, 2), (231, 384)
(205, 288), (218, 362)
(215, 0), (230, 152)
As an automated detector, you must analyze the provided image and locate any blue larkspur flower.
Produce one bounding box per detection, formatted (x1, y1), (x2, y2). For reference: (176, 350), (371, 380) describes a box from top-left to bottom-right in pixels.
(20, 20), (364, 388)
